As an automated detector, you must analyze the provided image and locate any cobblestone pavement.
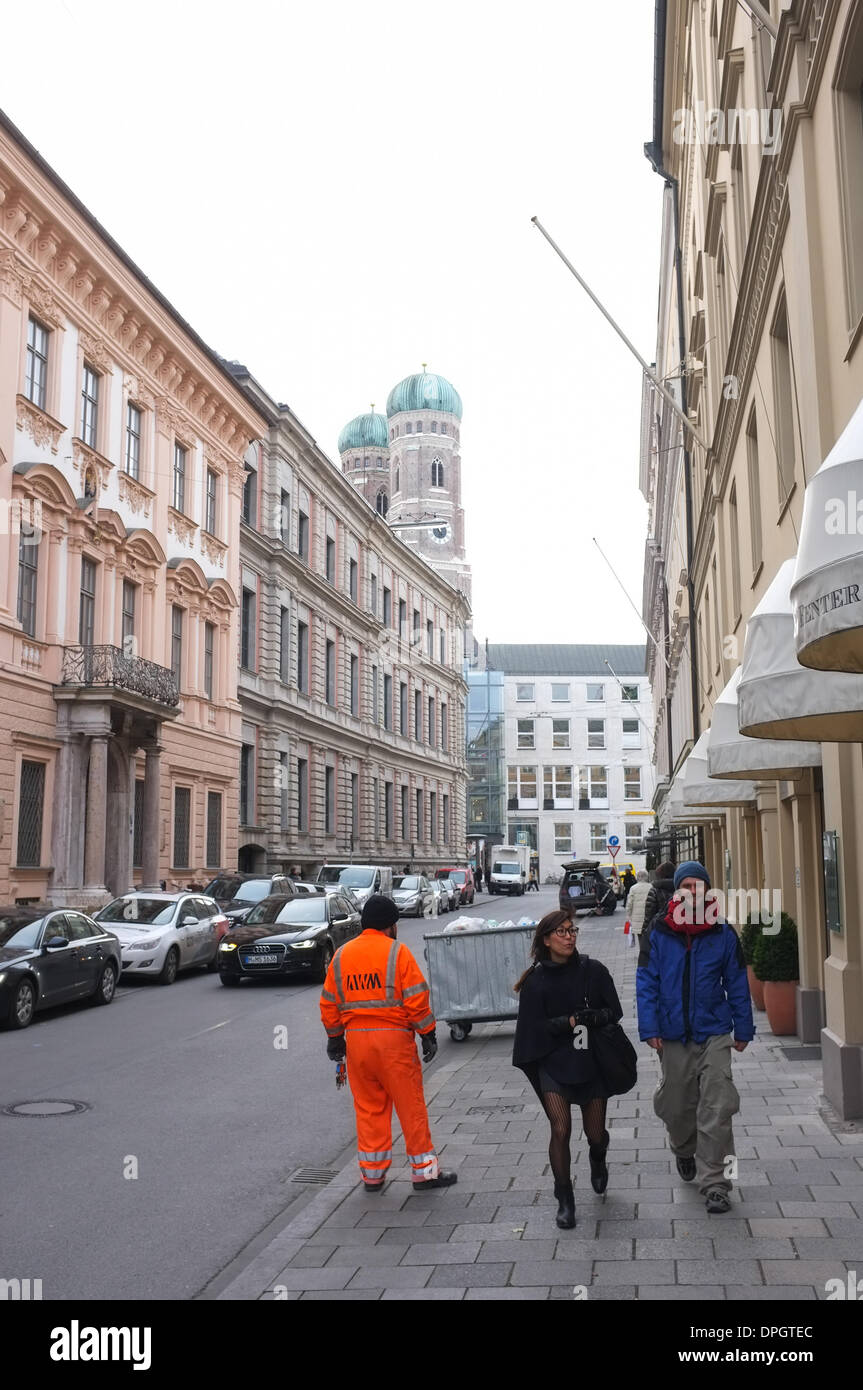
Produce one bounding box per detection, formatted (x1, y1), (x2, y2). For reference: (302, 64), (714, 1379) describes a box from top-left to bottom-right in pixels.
(215, 915), (863, 1301)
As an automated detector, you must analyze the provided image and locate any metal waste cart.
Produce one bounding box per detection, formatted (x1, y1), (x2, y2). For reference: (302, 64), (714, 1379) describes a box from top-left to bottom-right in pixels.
(423, 923), (535, 1042)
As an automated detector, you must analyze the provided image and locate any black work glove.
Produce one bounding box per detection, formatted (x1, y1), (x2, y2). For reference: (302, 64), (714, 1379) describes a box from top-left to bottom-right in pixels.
(571, 1007), (615, 1029)
(421, 1030), (438, 1063)
(326, 1035), (346, 1061)
(549, 1014), (576, 1036)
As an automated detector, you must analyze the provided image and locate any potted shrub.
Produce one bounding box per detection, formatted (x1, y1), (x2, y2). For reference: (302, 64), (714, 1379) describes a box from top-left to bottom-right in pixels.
(752, 913), (799, 1036)
(740, 915), (765, 1011)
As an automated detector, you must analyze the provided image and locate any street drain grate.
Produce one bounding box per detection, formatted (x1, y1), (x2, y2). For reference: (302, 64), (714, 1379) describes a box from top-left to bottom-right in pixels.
(2, 1099), (90, 1118)
(291, 1167), (339, 1186)
(467, 1104), (524, 1115)
(779, 1045), (822, 1062)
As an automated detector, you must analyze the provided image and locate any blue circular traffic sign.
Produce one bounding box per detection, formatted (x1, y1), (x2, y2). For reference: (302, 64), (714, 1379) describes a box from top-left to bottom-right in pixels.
(608, 835), (620, 847)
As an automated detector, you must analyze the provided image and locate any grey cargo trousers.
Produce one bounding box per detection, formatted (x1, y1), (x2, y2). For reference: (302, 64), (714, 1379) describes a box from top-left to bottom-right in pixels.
(653, 1034), (740, 1194)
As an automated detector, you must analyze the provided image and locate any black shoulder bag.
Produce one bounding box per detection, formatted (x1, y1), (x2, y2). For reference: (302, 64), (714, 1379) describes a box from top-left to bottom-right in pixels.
(583, 960), (638, 1097)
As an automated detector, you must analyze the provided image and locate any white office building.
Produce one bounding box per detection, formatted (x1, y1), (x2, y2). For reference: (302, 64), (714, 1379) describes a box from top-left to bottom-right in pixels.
(487, 645), (655, 881)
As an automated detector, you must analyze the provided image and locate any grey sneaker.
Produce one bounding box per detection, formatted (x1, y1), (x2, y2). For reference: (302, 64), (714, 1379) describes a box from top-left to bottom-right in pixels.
(705, 1188), (732, 1214)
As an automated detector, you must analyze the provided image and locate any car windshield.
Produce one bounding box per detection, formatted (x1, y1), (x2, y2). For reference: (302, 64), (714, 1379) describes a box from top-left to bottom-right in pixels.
(0, 915), (47, 948)
(450, 871), (467, 884)
(273, 899), (328, 925)
(96, 898), (177, 926)
(231, 880), (274, 903)
(204, 877), (244, 900)
(494, 863), (519, 874)
(393, 876), (420, 890)
(319, 867), (375, 889)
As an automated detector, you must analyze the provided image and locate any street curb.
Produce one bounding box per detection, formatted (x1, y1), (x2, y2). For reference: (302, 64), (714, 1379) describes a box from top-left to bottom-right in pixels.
(211, 1044), (485, 1300)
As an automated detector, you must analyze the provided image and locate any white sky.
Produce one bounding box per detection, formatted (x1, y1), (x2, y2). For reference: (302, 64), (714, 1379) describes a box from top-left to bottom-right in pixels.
(3, 0), (662, 646)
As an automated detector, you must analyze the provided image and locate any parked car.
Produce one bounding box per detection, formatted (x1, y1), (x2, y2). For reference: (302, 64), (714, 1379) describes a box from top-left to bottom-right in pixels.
(94, 892), (228, 984)
(218, 893), (361, 986)
(201, 873), (294, 926)
(439, 877), (460, 912)
(392, 874), (435, 918)
(429, 878), (449, 916)
(0, 906), (122, 1029)
(315, 865), (394, 908)
(558, 861), (617, 917)
(434, 866), (475, 905)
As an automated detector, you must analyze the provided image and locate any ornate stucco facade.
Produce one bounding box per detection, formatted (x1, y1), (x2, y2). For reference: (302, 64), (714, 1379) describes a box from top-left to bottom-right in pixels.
(0, 110), (266, 908)
(229, 366), (470, 878)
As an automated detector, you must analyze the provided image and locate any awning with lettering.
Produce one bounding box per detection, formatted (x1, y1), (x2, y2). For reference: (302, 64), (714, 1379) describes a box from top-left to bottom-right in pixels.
(682, 732), (757, 805)
(738, 559), (863, 741)
(791, 398), (863, 672)
(707, 666), (820, 779)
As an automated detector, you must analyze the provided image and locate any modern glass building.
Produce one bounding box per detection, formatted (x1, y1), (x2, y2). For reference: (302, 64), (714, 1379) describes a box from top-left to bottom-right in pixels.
(465, 667), (506, 875)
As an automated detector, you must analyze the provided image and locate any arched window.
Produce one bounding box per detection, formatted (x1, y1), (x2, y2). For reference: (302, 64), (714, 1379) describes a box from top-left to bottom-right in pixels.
(431, 456), (444, 488)
(395, 466), (400, 493)
(376, 490), (389, 517)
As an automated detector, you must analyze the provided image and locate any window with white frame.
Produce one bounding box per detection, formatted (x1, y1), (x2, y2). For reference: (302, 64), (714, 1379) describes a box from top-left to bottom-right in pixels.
(624, 767), (642, 800)
(517, 718), (535, 749)
(590, 823), (608, 854)
(621, 684), (639, 702)
(543, 765), (573, 805)
(516, 683), (534, 701)
(25, 317), (49, 410)
(552, 719), (570, 749)
(508, 765), (537, 804)
(125, 404), (142, 479)
(587, 718), (605, 749)
(551, 683), (569, 702)
(625, 823), (643, 854)
(586, 683), (604, 702)
(580, 766), (608, 806)
(622, 718), (640, 749)
(554, 823), (572, 856)
(172, 443), (186, 514)
(81, 363), (100, 449)
(205, 468), (218, 535)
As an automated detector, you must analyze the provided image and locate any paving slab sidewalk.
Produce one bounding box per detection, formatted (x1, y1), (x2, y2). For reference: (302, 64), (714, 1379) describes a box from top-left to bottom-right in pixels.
(215, 915), (863, 1301)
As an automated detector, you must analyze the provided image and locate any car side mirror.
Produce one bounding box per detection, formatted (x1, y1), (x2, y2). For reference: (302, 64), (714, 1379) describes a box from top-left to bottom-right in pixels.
(181, 914), (197, 926)
(44, 937), (69, 951)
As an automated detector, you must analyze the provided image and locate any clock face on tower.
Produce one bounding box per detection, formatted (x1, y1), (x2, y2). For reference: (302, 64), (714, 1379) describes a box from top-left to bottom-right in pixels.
(431, 524), (449, 544)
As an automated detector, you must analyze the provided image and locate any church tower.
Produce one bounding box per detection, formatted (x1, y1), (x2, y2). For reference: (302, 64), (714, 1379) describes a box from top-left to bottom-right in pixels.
(337, 409), (390, 516)
(384, 369), (471, 601)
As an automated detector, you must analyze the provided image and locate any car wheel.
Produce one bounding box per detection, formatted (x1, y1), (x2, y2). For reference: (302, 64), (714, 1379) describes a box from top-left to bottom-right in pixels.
(316, 942), (334, 985)
(220, 974), (241, 988)
(8, 977), (36, 1029)
(603, 897), (617, 916)
(92, 961), (117, 1006)
(158, 947), (180, 986)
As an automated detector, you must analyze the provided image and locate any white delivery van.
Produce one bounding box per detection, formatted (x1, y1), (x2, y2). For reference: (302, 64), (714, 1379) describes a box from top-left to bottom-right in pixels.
(488, 844), (530, 895)
(315, 864), (393, 908)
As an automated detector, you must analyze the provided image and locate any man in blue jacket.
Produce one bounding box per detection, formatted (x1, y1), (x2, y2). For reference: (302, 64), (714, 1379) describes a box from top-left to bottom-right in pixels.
(636, 861), (755, 1214)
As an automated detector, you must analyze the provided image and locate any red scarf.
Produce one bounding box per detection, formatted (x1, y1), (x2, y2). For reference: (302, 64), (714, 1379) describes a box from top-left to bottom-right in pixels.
(664, 893), (718, 948)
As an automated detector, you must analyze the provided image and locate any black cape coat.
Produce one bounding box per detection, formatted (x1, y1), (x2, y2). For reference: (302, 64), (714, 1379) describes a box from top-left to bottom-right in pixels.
(512, 952), (623, 1089)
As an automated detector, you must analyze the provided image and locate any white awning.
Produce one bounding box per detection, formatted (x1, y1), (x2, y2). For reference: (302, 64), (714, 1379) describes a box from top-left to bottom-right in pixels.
(791, 398), (863, 672)
(707, 666), (820, 779)
(738, 559), (863, 741)
(682, 732), (757, 805)
(664, 766), (724, 826)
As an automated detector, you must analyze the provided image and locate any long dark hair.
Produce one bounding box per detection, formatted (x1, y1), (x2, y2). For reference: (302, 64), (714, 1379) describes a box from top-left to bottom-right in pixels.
(514, 910), (575, 993)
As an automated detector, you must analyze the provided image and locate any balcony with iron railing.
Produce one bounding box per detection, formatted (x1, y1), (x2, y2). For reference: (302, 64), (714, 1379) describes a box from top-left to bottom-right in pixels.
(61, 645), (180, 708)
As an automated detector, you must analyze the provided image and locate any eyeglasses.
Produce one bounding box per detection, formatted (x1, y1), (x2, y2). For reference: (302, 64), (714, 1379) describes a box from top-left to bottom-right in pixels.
(549, 926), (577, 939)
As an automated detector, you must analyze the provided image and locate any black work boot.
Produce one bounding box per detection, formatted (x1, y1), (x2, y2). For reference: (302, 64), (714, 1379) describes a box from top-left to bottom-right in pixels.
(554, 1180), (576, 1229)
(589, 1130), (610, 1195)
(412, 1170), (458, 1192)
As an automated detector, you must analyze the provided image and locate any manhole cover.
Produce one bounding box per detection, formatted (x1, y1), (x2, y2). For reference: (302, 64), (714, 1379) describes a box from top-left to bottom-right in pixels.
(467, 1103), (524, 1115)
(290, 1167), (338, 1186)
(2, 1099), (90, 1118)
(779, 1045), (822, 1062)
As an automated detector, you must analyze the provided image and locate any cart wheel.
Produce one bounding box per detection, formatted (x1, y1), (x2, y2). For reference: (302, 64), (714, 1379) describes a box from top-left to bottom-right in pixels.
(462, 1022), (473, 1036)
(449, 1023), (469, 1042)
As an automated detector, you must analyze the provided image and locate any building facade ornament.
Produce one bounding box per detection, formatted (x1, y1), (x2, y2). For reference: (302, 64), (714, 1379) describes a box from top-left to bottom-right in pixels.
(72, 438), (114, 489)
(200, 530), (227, 568)
(78, 328), (113, 375)
(117, 469), (154, 519)
(167, 506), (198, 548)
(16, 394), (64, 453)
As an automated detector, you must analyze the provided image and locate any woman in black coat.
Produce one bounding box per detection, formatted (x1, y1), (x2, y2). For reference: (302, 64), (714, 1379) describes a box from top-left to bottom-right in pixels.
(512, 910), (623, 1229)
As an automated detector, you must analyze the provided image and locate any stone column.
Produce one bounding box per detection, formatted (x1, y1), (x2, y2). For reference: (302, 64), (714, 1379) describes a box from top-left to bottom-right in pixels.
(83, 733), (110, 889)
(141, 742), (162, 888)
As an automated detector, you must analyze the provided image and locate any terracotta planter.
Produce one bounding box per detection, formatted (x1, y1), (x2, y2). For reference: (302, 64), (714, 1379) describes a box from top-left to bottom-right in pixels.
(747, 965), (765, 1011)
(763, 980), (799, 1036)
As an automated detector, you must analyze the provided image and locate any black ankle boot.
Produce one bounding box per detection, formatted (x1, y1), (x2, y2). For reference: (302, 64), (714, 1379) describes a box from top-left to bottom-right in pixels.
(554, 1180), (575, 1229)
(589, 1130), (610, 1195)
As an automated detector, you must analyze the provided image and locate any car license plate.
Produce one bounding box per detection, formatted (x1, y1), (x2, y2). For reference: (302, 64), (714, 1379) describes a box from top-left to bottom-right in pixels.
(243, 953), (279, 965)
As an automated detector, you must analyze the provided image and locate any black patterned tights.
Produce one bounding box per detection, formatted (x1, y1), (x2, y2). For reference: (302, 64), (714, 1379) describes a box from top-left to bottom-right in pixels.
(542, 1092), (608, 1187)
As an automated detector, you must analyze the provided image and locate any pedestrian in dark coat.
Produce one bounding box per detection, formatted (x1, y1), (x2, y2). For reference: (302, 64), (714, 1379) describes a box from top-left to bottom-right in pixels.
(638, 861), (676, 965)
(513, 910), (623, 1230)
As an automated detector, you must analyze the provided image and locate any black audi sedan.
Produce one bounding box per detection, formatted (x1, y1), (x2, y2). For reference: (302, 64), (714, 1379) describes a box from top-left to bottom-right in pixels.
(217, 893), (361, 987)
(0, 906), (122, 1029)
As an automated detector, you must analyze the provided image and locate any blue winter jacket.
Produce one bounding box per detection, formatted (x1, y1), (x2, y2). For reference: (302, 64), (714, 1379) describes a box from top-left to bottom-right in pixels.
(636, 915), (755, 1045)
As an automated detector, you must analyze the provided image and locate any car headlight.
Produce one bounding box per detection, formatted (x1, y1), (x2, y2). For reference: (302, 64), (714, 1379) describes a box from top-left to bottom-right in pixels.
(219, 942), (238, 952)
(0, 972), (6, 984)
(289, 940), (316, 950)
(127, 939), (159, 951)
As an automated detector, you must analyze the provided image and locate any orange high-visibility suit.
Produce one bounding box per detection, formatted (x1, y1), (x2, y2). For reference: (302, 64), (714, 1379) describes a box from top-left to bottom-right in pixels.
(320, 929), (439, 1187)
